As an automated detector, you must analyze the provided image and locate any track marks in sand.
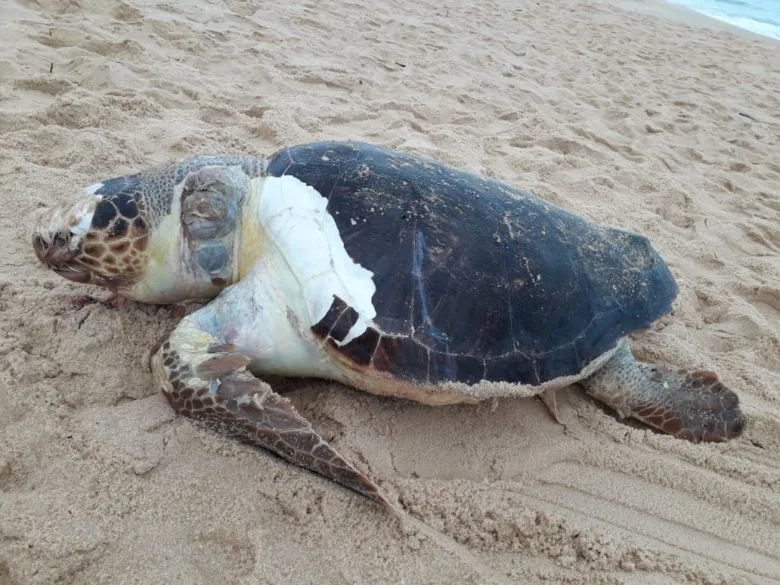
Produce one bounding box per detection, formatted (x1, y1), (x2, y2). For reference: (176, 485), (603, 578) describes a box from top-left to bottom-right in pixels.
(394, 430), (780, 584)
(524, 470), (780, 583)
(396, 477), (765, 585)
(358, 387), (780, 581)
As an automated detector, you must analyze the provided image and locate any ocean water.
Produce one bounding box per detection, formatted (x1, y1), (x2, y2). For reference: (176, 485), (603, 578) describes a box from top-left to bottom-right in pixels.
(668, 0), (780, 40)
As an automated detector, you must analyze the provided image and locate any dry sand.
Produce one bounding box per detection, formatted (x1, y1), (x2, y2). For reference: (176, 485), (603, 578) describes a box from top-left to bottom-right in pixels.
(1, 0), (779, 583)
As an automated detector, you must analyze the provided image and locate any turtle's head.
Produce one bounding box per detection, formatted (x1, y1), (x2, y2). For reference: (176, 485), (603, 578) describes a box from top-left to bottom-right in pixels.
(33, 157), (263, 304)
(33, 180), (152, 292)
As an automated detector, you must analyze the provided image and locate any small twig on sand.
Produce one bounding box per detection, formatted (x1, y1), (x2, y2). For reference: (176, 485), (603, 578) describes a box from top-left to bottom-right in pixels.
(738, 111), (759, 122)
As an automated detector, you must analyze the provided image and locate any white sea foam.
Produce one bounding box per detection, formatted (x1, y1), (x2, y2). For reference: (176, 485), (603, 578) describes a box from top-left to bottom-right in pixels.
(669, 0), (780, 40)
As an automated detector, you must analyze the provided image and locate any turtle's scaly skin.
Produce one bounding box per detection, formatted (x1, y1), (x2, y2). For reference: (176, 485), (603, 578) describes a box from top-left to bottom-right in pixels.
(66, 191), (150, 286)
(583, 341), (743, 442)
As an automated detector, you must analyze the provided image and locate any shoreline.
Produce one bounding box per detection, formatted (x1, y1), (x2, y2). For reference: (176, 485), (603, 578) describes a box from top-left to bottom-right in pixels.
(605, 0), (780, 43)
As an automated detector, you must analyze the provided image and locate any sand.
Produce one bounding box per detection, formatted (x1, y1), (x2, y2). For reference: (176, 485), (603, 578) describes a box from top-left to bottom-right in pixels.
(1, 0), (778, 583)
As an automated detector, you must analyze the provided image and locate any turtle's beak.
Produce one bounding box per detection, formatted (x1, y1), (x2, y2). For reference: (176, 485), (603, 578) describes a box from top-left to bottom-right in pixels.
(52, 265), (93, 284)
(33, 230), (77, 264)
(32, 230), (91, 283)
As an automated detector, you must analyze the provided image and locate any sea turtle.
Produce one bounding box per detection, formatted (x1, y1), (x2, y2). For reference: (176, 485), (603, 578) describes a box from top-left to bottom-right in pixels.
(33, 141), (745, 503)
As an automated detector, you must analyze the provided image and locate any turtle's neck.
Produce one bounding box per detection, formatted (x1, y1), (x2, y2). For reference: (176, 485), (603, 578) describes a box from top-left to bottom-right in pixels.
(234, 176), (270, 282)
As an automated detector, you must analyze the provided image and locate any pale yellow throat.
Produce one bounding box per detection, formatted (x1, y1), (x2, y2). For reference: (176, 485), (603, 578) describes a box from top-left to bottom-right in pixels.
(235, 178), (268, 281)
(124, 211), (187, 302)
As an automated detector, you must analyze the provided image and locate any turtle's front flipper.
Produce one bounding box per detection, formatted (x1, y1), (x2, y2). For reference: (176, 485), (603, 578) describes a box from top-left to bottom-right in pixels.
(149, 319), (388, 505)
(582, 340), (745, 442)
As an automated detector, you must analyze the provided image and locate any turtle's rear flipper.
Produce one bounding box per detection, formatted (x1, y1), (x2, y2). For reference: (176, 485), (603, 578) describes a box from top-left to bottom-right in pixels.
(582, 340), (745, 442)
(149, 326), (388, 506)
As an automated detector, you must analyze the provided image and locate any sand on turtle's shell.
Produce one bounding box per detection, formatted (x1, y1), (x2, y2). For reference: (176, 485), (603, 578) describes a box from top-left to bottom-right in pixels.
(0, 0), (778, 584)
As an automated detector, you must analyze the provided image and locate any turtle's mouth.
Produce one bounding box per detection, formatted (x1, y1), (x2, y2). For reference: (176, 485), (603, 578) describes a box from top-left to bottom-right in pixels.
(52, 264), (92, 284)
(50, 261), (138, 290)
(50, 258), (140, 289)
(33, 230), (78, 265)
(33, 230), (130, 289)
(33, 230), (87, 279)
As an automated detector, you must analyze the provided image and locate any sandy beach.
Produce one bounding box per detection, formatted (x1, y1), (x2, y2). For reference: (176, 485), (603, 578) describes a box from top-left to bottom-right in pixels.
(1, 0), (779, 583)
